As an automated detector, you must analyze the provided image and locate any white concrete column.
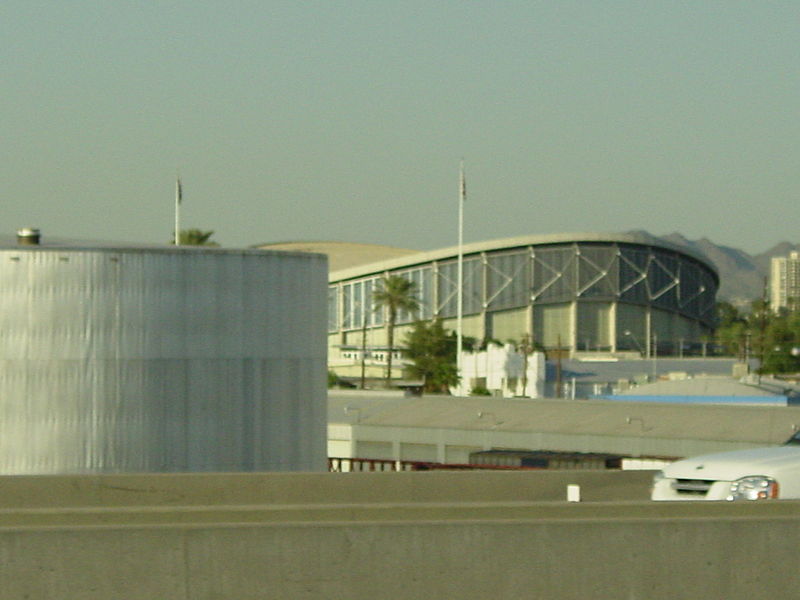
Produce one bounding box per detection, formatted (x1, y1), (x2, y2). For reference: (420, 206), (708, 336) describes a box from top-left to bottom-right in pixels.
(609, 302), (617, 353)
(569, 301), (578, 357)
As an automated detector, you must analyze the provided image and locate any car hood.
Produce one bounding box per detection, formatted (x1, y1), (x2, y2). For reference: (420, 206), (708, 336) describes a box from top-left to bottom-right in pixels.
(663, 446), (800, 481)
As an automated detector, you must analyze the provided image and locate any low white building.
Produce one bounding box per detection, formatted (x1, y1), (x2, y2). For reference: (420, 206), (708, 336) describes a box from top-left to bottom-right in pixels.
(327, 391), (800, 469)
(453, 344), (545, 397)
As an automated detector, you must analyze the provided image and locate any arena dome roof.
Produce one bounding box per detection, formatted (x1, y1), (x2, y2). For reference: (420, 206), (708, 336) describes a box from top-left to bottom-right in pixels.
(329, 231), (718, 283)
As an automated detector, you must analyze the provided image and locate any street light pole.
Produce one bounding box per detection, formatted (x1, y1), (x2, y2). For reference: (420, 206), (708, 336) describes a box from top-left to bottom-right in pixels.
(652, 333), (658, 379)
(457, 160), (466, 393)
(623, 330), (643, 357)
(360, 311), (368, 390)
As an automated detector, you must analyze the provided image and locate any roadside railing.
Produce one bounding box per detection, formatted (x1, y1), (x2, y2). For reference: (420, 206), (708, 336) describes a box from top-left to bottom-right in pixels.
(327, 457), (542, 472)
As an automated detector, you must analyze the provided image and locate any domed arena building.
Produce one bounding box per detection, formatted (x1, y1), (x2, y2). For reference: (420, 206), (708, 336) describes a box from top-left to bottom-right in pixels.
(313, 232), (719, 380)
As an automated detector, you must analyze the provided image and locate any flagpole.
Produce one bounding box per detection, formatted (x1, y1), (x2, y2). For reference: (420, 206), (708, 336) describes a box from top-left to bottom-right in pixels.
(457, 160), (465, 392)
(174, 176), (181, 246)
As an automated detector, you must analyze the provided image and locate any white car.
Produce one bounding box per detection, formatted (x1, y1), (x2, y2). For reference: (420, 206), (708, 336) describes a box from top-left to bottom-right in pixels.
(652, 432), (800, 501)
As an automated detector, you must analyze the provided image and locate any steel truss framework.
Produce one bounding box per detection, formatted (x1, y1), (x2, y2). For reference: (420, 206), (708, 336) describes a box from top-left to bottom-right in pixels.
(330, 242), (718, 353)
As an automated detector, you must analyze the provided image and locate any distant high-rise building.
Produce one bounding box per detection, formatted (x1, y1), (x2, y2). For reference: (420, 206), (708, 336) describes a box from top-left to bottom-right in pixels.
(770, 251), (800, 312)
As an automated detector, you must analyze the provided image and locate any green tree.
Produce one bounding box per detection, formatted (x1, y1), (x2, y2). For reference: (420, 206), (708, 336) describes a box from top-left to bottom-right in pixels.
(760, 309), (800, 374)
(746, 298), (772, 369)
(469, 384), (491, 396)
(713, 298), (800, 372)
(372, 275), (419, 386)
(715, 296), (800, 374)
(714, 301), (746, 356)
(716, 301), (744, 329)
(171, 229), (220, 246)
(716, 320), (748, 358)
(715, 301), (760, 359)
(404, 320), (459, 393)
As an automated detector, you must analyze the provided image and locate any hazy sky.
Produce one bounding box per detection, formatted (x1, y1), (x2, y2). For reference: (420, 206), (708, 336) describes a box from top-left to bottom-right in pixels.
(2, 2), (798, 253)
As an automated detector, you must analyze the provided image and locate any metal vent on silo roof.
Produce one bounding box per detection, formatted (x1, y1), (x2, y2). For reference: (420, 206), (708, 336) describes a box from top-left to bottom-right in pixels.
(16, 228), (41, 246)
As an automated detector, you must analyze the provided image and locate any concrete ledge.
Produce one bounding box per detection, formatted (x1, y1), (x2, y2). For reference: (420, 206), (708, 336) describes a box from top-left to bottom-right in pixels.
(0, 469), (655, 508)
(3, 472), (799, 599)
(2, 504), (800, 599)
(2, 497), (800, 530)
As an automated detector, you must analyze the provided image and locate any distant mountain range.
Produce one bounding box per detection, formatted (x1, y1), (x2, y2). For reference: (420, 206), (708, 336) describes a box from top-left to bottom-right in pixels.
(633, 231), (799, 306)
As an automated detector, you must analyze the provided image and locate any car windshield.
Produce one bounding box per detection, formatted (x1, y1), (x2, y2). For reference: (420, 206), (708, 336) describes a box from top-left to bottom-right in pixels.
(785, 431), (800, 445)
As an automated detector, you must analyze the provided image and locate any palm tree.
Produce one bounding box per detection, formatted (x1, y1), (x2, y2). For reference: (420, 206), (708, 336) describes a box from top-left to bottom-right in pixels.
(373, 275), (419, 387)
(171, 229), (220, 246)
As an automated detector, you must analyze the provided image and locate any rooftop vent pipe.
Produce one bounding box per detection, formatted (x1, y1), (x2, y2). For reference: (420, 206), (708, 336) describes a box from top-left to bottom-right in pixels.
(16, 228), (41, 246)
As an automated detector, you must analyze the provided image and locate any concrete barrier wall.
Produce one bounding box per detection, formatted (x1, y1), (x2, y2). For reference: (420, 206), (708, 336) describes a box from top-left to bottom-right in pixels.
(0, 469), (655, 508)
(3, 506), (800, 599)
(2, 472), (799, 599)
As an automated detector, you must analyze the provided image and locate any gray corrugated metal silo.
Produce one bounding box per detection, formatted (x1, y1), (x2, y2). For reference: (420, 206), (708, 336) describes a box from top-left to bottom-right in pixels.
(0, 244), (327, 473)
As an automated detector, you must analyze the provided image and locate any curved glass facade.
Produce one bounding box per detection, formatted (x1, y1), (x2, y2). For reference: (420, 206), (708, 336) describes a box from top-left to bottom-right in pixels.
(329, 239), (718, 356)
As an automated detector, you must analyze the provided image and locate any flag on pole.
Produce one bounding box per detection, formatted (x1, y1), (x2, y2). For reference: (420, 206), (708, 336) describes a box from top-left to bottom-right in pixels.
(174, 175), (182, 246)
(459, 162), (466, 201)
